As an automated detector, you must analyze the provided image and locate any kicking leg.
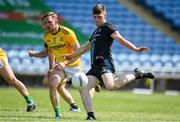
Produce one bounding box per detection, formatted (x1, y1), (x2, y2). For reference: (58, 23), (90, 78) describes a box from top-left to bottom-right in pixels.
(114, 68), (154, 89)
(101, 73), (116, 90)
(114, 73), (136, 88)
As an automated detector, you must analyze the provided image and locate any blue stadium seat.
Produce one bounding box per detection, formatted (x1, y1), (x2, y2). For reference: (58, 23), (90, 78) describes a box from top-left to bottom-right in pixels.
(143, 0), (180, 30)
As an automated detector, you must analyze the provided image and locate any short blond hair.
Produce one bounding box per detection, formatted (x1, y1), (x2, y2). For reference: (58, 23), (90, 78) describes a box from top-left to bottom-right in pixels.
(41, 12), (58, 22)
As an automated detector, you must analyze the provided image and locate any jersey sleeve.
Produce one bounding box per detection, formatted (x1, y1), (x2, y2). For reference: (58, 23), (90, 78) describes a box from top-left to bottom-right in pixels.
(105, 24), (117, 35)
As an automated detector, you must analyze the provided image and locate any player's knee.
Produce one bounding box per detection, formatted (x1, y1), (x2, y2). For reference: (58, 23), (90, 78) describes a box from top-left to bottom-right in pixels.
(49, 75), (61, 88)
(7, 76), (17, 85)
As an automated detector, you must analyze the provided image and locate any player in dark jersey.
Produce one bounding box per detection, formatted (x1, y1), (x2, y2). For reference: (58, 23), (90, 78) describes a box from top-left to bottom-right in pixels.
(65, 4), (154, 120)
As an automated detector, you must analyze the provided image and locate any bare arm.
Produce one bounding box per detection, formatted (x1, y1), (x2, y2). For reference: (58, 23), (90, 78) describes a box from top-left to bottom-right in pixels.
(111, 31), (149, 52)
(66, 41), (81, 64)
(65, 41), (90, 61)
(28, 48), (48, 58)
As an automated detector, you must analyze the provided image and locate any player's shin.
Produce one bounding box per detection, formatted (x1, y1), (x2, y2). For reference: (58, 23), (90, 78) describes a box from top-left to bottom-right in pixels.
(114, 74), (136, 88)
(49, 88), (60, 108)
(79, 87), (94, 113)
(49, 78), (61, 109)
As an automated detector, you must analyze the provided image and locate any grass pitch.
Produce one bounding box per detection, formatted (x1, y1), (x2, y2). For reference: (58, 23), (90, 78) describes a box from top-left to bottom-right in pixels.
(0, 87), (180, 122)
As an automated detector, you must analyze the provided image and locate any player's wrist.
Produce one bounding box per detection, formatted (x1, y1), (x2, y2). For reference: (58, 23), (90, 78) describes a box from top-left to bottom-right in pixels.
(134, 47), (140, 52)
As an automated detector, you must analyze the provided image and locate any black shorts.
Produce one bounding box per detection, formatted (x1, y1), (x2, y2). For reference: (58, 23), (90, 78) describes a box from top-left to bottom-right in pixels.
(86, 62), (115, 83)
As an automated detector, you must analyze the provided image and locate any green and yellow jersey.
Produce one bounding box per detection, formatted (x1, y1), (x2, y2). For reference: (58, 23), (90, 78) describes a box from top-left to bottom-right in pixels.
(43, 25), (82, 67)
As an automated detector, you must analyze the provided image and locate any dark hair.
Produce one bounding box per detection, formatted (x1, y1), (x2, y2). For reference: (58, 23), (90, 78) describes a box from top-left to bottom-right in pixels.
(92, 4), (106, 15)
(41, 12), (58, 22)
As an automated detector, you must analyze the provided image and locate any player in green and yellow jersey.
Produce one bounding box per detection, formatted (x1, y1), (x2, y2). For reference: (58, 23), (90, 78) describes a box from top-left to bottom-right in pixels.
(40, 12), (85, 119)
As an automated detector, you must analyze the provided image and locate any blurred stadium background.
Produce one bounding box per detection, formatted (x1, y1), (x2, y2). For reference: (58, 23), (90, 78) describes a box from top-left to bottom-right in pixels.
(0, 0), (180, 92)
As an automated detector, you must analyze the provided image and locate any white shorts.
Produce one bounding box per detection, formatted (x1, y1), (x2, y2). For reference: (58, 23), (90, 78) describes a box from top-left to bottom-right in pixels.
(43, 65), (85, 85)
(63, 66), (85, 80)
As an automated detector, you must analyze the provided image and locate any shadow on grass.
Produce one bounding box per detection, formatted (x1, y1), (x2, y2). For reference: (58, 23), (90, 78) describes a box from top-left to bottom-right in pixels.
(0, 108), (22, 111)
(0, 108), (52, 120)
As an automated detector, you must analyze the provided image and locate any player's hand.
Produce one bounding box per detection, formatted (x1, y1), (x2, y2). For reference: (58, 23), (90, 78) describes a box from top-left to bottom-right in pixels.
(136, 47), (149, 52)
(28, 50), (36, 57)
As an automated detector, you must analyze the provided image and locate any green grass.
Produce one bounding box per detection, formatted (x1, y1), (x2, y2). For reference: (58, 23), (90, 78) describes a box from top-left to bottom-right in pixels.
(0, 87), (180, 122)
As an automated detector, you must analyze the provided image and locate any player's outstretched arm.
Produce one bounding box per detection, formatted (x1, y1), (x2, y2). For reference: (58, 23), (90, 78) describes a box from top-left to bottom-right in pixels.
(28, 48), (48, 58)
(111, 31), (149, 52)
(65, 41), (90, 61)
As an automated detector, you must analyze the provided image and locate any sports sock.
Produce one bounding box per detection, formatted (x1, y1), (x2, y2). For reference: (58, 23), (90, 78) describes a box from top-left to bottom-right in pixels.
(70, 103), (78, 109)
(24, 96), (33, 105)
(54, 107), (61, 115)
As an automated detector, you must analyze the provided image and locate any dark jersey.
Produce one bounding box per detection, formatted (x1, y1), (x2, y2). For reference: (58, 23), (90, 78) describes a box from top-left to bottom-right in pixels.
(87, 23), (117, 81)
(89, 22), (116, 68)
